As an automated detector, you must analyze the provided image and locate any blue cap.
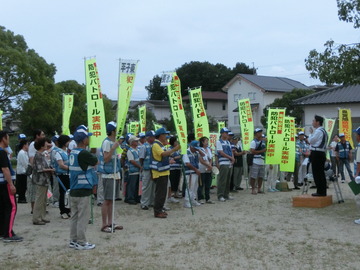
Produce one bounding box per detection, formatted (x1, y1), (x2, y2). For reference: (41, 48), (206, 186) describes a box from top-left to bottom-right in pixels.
(220, 127), (230, 133)
(190, 140), (200, 149)
(138, 132), (146, 138)
(18, 134), (26, 139)
(51, 135), (60, 143)
(354, 127), (360, 135)
(106, 121), (116, 133)
(254, 128), (263, 134)
(145, 130), (156, 137)
(74, 125), (93, 142)
(125, 133), (133, 143)
(155, 127), (170, 136)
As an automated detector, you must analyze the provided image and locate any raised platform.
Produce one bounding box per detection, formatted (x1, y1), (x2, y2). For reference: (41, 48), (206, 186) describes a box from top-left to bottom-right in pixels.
(292, 194), (333, 208)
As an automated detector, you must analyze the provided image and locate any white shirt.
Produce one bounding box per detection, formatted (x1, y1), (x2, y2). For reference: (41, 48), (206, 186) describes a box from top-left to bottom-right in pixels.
(28, 142), (36, 158)
(250, 140), (264, 165)
(101, 139), (121, 179)
(16, 149), (29, 174)
(309, 127), (327, 151)
(199, 147), (212, 173)
(330, 141), (337, 157)
(68, 140), (77, 152)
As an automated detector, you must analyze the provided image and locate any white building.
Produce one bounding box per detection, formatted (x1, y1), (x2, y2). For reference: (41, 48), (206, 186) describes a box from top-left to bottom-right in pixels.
(294, 84), (360, 140)
(222, 74), (309, 133)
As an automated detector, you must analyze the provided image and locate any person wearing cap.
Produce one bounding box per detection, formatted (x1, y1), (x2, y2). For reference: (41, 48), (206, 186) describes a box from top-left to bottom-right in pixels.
(335, 133), (355, 183)
(15, 139), (29, 203)
(353, 127), (360, 224)
(126, 135), (141, 205)
(150, 128), (180, 218)
(138, 132), (146, 148)
(168, 137), (182, 201)
(183, 140), (203, 207)
(249, 128), (267, 195)
(308, 115), (329, 196)
(98, 122), (123, 233)
(216, 127), (235, 201)
(15, 134), (27, 156)
(139, 130), (156, 210)
(69, 125), (98, 250)
(68, 134), (77, 155)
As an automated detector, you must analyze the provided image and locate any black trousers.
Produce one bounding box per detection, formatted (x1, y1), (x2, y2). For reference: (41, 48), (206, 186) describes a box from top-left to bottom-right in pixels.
(0, 183), (17, 238)
(310, 151), (327, 195)
(16, 174), (27, 202)
(169, 169), (181, 192)
(153, 175), (168, 215)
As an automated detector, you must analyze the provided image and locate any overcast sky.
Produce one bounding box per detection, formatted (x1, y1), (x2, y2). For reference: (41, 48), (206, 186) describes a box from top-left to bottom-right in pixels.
(2, 0), (359, 100)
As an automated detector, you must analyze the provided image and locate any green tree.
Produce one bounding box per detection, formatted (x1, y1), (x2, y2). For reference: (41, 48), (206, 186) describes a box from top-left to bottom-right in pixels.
(260, 89), (314, 127)
(305, 1), (360, 85)
(0, 26), (56, 114)
(145, 61), (255, 100)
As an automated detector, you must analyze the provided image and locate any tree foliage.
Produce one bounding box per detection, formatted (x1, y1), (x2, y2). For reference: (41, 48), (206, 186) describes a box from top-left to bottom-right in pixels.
(146, 61), (255, 101)
(305, 1), (360, 85)
(260, 89), (315, 128)
(0, 26), (56, 113)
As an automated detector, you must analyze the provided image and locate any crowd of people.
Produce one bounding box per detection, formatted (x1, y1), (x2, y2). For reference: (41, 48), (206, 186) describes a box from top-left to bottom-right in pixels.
(1, 114), (360, 249)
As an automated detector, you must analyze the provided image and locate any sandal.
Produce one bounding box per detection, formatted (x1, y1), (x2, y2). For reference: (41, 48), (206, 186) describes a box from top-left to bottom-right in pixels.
(108, 224), (123, 230)
(101, 226), (114, 233)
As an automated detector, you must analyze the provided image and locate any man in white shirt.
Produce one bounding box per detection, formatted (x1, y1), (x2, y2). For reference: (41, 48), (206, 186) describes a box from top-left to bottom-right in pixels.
(16, 140), (29, 203)
(308, 115), (328, 197)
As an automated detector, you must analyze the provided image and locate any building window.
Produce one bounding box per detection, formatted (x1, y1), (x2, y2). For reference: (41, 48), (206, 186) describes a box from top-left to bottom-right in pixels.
(234, 115), (239, 125)
(222, 102), (226, 110)
(203, 100), (207, 110)
(233, 94), (241, 103)
(248, 92), (256, 100)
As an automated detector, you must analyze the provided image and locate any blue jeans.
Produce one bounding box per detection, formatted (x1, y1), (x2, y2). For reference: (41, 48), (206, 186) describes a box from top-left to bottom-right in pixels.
(339, 159), (355, 181)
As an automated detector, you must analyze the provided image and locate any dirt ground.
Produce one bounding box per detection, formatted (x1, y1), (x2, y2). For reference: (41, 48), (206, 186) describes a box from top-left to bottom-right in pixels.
(1, 179), (360, 270)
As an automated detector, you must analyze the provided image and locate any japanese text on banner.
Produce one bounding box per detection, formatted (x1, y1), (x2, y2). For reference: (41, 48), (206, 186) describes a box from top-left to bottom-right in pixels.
(85, 58), (106, 148)
(238, 98), (254, 151)
(339, 109), (354, 148)
(139, 105), (146, 133)
(218, 121), (225, 134)
(62, 94), (74, 135)
(129, 121), (140, 135)
(190, 87), (210, 139)
(116, 60), (138, 139)
(280, 117), (295, 172)
(265, 108), (285, 165)
(165, 72), (188, 155)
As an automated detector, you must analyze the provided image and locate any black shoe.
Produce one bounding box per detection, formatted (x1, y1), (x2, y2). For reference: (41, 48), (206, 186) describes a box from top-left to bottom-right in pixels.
(18, 200), (27, 204)
(310, 186), (317, 189)
(141, 205), (149, 210)
(127, 200), (137, 205)
(293, 187), (300, 190)
(311, 193), (326, 197)
(235, 187), (244, 191)
(115, 198), (122, 201)
(297, 183), (303, 187)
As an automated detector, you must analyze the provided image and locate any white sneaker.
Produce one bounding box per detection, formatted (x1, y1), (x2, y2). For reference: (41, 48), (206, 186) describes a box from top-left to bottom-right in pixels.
(75, 242), (95, 250)
(218, 197), (226, 202)
(167, 197), (179, 203)
(183, 203), (191, 208)
(226, 196), (234, 200)
(354, 219), (360, 225)
(192, 200), (201, 206)
(69, 241), (77, 248)
(198, 200), (205, 204)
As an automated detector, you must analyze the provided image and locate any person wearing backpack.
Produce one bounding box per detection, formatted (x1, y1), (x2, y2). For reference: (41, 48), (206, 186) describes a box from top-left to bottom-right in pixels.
(249, 128), (266, 195)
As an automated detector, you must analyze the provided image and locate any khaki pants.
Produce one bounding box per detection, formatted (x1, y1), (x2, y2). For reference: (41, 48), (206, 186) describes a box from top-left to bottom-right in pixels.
(32, 185), (48, 223)
(70, 196), (90, 244)
(217, 165), (232, 199)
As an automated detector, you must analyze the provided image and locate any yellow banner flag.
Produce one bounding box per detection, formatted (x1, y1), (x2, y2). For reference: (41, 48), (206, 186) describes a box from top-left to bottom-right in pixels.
(339, 109), (354, 148)
(116, 60), (138, 139)
(129, 121), (139, 135)
(209, 132), (218, 157)
(85, 58), (106, 148)
(280, 117), (296, 172)
(189, 87), (210, 139)
(265, 108), (286, 164)
(62, 94), (74, 135)
(0, 110), (3, 130)
(139, 105), (146, 133)
(164, 72), (188, 155)
(238, 98), (254, 151)
(324, 118), (336, 142)
(218, 121), (225, 134)
(153, 121), (162, 131)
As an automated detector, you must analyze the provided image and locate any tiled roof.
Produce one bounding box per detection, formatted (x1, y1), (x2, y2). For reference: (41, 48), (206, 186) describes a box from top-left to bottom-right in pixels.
(183, 91), (227, 101)
(294, 84), (360, 105)
(223, 74), (309, 92)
